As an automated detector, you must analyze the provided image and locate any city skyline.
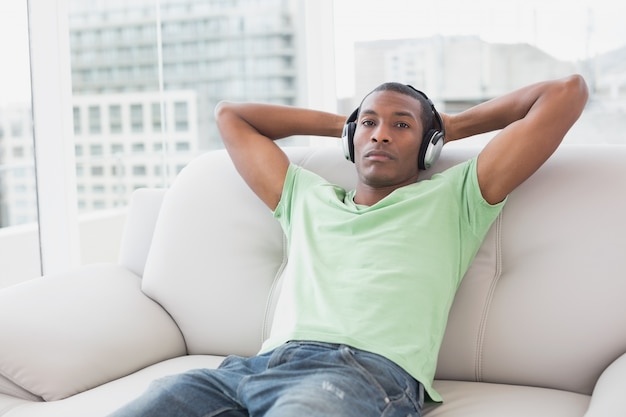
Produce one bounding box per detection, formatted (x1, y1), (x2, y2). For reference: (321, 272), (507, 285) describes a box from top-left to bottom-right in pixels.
(3, 1), (626, 104)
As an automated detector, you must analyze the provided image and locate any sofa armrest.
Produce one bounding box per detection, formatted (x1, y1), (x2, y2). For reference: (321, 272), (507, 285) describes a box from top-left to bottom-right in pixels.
(0, 264), (186, 401)
(584, 352), (626, 417)
(118, 188), (167, 277)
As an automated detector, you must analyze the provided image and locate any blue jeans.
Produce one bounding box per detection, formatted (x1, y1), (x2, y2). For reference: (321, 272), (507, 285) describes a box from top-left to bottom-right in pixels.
(108, 341), (424, 417)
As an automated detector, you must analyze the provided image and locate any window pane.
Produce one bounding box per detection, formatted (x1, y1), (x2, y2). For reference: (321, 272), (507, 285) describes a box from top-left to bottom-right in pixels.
(333, 1), (626, 145)
(66, 0), (319, 209)
(0, 1), (41, 287)
(63, 0), (330, 265)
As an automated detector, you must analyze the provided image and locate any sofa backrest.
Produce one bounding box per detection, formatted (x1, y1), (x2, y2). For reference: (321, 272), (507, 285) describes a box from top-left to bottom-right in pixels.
(140, 144), (626, 395)
(436, 145), (626, 396)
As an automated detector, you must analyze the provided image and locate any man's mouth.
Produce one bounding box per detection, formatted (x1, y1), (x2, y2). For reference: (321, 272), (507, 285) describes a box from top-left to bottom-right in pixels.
(364, 149), (395, 161)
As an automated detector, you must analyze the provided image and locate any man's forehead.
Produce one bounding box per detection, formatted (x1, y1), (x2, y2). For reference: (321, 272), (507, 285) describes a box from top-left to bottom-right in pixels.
(360, 90), (422, 118)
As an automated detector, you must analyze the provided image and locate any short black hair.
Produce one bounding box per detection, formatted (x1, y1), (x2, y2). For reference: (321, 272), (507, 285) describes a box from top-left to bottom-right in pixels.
(361, 82), (434, 136)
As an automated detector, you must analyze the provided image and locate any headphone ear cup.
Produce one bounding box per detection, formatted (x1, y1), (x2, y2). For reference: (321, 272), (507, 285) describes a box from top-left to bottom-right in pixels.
(418, 129), (444, 170)
(341, 121), (356, 162)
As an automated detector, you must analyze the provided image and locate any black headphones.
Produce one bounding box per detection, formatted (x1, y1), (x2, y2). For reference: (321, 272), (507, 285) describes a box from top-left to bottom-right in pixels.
(341, 86), (445, 170)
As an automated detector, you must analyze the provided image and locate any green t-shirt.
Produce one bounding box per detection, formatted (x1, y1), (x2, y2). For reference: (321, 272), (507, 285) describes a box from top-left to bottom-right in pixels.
(261, 158), (505, 402)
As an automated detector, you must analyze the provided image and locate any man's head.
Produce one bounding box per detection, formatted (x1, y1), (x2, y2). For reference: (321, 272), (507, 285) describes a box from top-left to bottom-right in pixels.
(343, 83), (443, 195)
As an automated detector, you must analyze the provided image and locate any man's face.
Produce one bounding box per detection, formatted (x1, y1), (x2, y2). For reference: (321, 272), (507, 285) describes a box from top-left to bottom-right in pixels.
(353, 90), (424, 189)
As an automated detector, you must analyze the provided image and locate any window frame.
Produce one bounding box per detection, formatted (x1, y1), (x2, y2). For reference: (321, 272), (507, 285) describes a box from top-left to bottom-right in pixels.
(28, 0), (81, 275)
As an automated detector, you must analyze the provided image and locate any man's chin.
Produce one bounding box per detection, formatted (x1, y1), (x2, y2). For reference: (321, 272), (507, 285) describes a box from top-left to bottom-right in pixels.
(358, 169), (418, 189)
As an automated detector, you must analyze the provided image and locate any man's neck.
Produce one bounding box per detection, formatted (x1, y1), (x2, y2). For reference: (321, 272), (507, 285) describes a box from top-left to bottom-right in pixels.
(353, 185), (399, 206)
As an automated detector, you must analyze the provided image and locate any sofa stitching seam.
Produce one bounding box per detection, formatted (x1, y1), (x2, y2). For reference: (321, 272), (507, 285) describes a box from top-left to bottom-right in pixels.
(475, 211), (504, 381)
(261, 232), (289, 344)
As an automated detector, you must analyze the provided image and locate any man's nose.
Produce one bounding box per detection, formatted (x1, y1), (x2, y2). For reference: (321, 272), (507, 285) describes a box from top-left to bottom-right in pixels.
(371, 126), (391, 143)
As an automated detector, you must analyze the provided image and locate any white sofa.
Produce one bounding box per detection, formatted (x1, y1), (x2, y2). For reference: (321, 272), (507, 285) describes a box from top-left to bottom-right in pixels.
(1, 144), (625, 417)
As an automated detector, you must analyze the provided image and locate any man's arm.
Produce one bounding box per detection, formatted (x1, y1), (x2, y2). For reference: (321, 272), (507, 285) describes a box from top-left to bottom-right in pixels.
(214, 102), (345, 210)
(443, 74), (588, 205)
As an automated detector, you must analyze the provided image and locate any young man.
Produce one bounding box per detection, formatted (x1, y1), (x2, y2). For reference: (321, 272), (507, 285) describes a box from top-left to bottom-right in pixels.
(108, 74), (587, 417)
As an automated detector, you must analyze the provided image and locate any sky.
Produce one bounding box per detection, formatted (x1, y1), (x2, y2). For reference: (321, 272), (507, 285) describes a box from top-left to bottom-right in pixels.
(0, 1), (31, 106)
(332, 0), (626, 60)
(1, 0), (625, 104)
(332, 0), (626, 96)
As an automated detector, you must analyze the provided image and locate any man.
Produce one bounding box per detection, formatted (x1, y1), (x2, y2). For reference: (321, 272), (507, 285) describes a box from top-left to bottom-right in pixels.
(109, 74), (588, 417)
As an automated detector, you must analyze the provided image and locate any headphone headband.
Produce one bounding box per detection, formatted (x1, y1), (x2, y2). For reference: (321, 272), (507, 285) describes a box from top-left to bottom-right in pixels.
(405, 85), (445, 138)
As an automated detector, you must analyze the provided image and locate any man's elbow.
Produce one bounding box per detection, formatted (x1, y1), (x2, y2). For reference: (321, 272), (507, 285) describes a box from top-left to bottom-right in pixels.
(563, 74), (589, 111)
(214, 100), (235, 123)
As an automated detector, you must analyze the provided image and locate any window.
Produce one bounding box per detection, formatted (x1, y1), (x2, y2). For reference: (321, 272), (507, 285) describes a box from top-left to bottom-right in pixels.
(0, 1), (40, 286)
(111, 165), (125, 176)
(108, 104), (122, 133)
(89, 144), (103, 156)
(88, 105), (101, 134)
(10, 121), (23, 137)
(73, 106), (81, 135)
(333, 1), (626, 147)
(130, 103), (143, 133)
(132, 165), (147, 176)
(174, 101), (188, 132)
(13, 0), (622, 289)
(91, 166), (104, 176)
(151, 102), (162, 131)
(175, 141), (190, 152)
(131, 143), (145, 153)
(110, 143), (123, 155)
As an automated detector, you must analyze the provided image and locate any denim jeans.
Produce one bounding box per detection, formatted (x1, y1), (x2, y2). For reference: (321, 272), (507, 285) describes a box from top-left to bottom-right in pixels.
(108, 341), (424, 417)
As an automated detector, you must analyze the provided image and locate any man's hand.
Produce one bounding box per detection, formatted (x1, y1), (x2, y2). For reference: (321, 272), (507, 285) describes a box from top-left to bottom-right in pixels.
(215, 102), (345, 210)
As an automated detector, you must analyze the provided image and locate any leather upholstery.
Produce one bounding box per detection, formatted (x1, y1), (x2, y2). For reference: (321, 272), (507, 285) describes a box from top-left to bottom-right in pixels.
(0, 145), (624, 416)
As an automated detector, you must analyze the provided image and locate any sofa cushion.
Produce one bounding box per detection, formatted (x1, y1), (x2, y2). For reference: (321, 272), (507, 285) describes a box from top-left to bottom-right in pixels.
(584, 352), (626, 417)
(0, 355), (225, 417)
(0, 374), (41, 402)
(423, 380), (589, 416)
(0, 264), (186, 401)
(141, 150), (289, 356)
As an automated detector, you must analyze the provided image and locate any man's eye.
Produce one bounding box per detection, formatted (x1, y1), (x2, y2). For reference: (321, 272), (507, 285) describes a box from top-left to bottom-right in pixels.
(397, 122), (409, 128)
(362, 120), (374, 126)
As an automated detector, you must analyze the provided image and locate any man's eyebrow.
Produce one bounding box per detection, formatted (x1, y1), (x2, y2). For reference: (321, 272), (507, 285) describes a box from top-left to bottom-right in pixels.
(360, 109), (378, 117)
(360, 109), (417, 119)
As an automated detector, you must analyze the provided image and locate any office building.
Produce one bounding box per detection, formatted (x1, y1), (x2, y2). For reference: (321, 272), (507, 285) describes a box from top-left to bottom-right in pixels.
(68, 0), (315, 150)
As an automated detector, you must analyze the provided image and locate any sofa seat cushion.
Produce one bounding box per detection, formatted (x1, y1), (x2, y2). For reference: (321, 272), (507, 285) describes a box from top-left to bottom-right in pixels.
(423, 380), (590, 417)
(0, 264), (186, 401)
(0, 355), (225, 417)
